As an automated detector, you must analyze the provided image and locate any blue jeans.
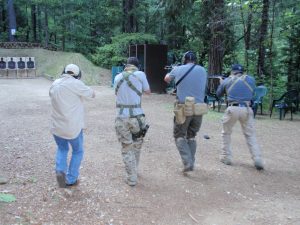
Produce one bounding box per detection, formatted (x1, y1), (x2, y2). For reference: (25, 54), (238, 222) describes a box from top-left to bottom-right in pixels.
(53, 130), (84, 185)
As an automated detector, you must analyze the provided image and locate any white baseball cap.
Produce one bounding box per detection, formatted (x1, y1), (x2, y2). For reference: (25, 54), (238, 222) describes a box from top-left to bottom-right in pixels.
(65, 64), (80, 76)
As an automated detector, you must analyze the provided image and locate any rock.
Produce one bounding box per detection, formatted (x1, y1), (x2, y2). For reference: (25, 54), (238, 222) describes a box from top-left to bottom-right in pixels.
(0, 177), (9, 185)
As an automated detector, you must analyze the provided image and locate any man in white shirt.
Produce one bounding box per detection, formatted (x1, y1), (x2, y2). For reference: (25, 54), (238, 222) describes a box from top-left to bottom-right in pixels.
(49, 64), (95, 188)
(114, 57), (151, 186)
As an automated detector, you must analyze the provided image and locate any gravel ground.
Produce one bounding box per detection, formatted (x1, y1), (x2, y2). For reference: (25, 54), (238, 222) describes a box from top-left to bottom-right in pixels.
(0, 78), (300, 225)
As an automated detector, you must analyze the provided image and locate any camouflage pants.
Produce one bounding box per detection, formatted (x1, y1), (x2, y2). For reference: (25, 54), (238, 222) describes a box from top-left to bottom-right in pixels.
(115, 116), (146, 185)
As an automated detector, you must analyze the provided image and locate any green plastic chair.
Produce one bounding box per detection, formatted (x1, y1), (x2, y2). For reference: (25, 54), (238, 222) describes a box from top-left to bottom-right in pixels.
(270, 90), (299, 120)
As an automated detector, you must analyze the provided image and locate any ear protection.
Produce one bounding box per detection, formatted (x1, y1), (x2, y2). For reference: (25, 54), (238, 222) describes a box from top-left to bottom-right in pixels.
(182, 51), (197, 64)
(62, 67), (82, 80)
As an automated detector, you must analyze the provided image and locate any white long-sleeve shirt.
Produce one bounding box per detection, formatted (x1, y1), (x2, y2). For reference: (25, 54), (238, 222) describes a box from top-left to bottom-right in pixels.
(49, 74), (94, 139)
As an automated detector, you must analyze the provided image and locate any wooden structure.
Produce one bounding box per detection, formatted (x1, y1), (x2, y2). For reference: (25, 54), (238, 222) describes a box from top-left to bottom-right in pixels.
(0, 42), (58, 51)
(129, 44), (168, 93)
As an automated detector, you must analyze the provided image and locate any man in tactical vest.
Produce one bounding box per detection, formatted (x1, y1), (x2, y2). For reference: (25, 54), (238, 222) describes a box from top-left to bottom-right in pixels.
(216, 64), (264, 170)
(164, 51), (207, 173)
(114, 57), (151, 186)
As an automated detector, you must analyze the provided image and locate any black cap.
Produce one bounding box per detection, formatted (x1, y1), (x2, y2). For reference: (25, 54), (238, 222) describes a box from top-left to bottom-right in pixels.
(231, 64), (243, 72)
(127, 57), (139, 67)
(183, 51), (197, 62)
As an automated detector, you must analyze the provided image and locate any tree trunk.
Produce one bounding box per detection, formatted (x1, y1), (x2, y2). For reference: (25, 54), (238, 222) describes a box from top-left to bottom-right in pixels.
(52, 15), (57, 44)
(61, 6), (66, 51)
(25, 3), (29, 42)
(269, 0), (276, 102)
(37, 5), (42, 42)
(122, 0), (136, 33)
(287, 29), (300, 92)
(31, 4), (37, 42)
(7, 0), (17, 42)
(240, 0), (253, 70)
(198, 0), (212, 66)
(287, 41), (294, 89)
(208, 0), (225, 75)
(257, 0), (270, 77)
(0, 2), (6, 34)
(43, 6), (49, 48)
(245, 5), (253, 54)
(163, 0), (192, 49)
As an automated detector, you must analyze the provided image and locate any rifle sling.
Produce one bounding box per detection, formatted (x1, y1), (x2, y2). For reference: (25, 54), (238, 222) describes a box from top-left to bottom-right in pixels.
(175, 64), (196, 87)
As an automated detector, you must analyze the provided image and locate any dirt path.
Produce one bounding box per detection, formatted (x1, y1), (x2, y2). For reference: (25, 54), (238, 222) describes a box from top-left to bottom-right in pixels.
(0, 78), (300, 225)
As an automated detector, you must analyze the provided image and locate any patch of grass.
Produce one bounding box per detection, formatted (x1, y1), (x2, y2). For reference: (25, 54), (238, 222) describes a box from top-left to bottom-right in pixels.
(0, 49), (111, 85)
(0, 193), (16, 203)
(205, 110), (223, 121)
(27, 177), (38, 184)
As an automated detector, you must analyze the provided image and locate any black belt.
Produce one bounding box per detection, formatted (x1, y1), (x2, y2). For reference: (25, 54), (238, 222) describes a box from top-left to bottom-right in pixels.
(228, 103), (248, 107)
(130, 114), (145, 118)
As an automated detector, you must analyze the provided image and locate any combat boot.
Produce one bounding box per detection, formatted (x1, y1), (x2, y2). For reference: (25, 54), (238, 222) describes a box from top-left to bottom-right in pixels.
(220, 156), (232, 165)
(187, 138), (197, 170)
(254, 158), (264, 170)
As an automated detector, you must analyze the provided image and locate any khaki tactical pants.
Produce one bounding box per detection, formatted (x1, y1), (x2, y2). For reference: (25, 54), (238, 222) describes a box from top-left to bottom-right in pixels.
(115, 116), (146, 184)
(221, 106), (262, 161)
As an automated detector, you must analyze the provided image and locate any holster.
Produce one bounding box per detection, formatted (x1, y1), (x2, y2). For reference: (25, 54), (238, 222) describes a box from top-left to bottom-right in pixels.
(132, 124), (150, 141)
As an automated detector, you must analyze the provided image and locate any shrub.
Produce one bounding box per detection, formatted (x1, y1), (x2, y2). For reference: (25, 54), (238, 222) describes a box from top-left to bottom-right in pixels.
(91, 33), (158, 69)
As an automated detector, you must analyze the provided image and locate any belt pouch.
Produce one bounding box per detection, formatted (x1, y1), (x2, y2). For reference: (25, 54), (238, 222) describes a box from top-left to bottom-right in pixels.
(174, 104), (186, 124)
(194, 103), (208, 115)
(184, 97), (195, 116)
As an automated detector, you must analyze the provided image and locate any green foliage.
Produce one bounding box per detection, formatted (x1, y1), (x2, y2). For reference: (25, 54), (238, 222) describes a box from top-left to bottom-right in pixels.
(279, 3), (300, 92)
(1, 0), (300, 92)
(91, 33), (158, 69)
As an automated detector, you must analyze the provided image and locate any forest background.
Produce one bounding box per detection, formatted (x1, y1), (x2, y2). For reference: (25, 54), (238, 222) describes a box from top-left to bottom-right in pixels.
(1, 0), (299, 101)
